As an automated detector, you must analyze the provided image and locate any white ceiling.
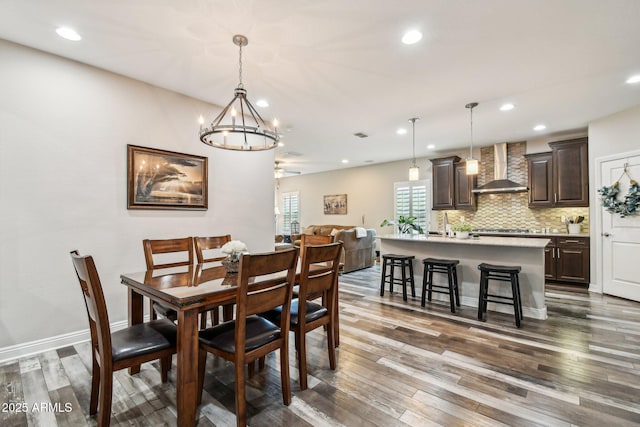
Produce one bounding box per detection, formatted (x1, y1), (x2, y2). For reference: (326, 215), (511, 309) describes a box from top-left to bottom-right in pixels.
(1, 0), (639, 175)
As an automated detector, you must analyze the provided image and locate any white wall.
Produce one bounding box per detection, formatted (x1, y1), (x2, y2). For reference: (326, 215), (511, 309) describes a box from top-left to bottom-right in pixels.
(0, 40), (275, 353)
(276, 154), (465, 236)
(588, 105), (640, 292)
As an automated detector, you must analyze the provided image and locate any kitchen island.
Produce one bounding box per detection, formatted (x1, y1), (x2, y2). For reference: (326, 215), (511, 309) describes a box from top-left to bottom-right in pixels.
(378, 234), (550, 319)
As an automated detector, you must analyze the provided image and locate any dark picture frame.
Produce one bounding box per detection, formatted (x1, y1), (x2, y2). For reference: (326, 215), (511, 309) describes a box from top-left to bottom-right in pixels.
(324, 194), (347, 215)
(127, 145), (208, 210)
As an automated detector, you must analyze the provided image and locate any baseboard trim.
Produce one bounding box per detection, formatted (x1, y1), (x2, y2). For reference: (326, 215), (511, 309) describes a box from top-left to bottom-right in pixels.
(0, 318), (146, 365)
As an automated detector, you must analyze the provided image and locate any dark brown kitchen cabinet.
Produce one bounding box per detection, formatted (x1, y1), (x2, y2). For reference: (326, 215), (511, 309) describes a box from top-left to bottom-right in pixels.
(525, 152), (553, 208)
(526, 138), (589, 208)
(454, 161), (477, 210)
(550, 138), (589, 207)
(545, 236), (590, 284)
(431, 156), (476, 211)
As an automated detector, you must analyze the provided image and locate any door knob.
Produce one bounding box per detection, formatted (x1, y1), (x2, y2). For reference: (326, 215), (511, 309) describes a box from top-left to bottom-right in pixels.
(602, 232), (611, 237)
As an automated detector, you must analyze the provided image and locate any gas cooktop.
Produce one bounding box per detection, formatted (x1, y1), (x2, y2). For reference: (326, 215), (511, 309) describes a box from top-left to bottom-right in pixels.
(474, 228), (530, 234)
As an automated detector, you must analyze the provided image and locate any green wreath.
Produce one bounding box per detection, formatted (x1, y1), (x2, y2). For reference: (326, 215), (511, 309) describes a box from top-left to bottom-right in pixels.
(598, 179), (640, 218)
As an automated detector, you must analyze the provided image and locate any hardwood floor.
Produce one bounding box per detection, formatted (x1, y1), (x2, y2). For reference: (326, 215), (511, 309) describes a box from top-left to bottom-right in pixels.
(2, 265), (640, 426)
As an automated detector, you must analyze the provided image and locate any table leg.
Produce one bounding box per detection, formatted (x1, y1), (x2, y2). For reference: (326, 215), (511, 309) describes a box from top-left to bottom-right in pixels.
(128, 288), (143, 375)
(177, 308), (199, 426)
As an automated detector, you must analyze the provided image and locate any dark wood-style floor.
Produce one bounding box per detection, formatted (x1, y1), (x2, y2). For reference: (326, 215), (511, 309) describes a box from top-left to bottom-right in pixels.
(2, 265), (640, 426)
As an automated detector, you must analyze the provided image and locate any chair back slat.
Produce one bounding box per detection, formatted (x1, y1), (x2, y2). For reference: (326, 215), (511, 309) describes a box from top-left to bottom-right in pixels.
(299, 234), (334, 260)
(194, 235), (231, 263)
(70, 251), (112, 362)
(235, 248), (298, 336)
(143, 237), (194, 269)
(297, 242), (342, 309)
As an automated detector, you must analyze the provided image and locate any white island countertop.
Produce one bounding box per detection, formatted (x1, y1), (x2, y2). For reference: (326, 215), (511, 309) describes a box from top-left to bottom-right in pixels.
(378, 233), (550, 248)
(378, 233), (549, 320)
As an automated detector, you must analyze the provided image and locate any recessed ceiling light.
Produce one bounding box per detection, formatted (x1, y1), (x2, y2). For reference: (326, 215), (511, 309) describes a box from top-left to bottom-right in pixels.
(277, 142), (285, 147)
(256, 99), (269, 107)
(500, 103), (515, 111)
(402, 30), (423, 45)
(533, 124), (546, 131)
(626, 75), (640, 84)
(341, 159), (349, 164)
(397, 128), (407, 135)
(427, 144), (435, 149)
(56, 27), (82, 41)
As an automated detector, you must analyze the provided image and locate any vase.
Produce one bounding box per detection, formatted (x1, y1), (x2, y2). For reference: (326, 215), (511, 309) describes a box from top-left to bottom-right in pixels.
(221, 258), (239, 273)
(568, 223), (581, 234)
(456, 231), (470, 239)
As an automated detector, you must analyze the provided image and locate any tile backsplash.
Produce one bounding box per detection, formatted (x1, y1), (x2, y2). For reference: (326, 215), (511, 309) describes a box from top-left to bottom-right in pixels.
(435, 141), (589, 233)
(438, 192), (589, 233)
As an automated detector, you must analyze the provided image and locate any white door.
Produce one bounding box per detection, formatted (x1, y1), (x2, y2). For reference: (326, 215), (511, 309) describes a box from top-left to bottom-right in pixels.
(601, 153), (640, 301)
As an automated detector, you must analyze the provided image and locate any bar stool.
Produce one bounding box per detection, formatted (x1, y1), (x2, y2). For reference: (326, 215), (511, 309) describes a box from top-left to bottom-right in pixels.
(421, 258), (460, 313)
(380, 254), (415, 301)
(477, 263), (523, 328)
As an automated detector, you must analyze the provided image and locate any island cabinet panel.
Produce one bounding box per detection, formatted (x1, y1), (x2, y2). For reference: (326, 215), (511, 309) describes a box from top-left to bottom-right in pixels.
(526, 152), (554, 208)
(545, 236), (590, 284)
(551, 138), (589, 207)
(431, 156), (475, 211)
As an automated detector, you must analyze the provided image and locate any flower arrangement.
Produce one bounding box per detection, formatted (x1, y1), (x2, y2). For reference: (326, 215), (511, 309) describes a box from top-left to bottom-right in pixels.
(221, 240), (248, 262)
(380, 216), (424, 234)
(450, 220), (474, 232)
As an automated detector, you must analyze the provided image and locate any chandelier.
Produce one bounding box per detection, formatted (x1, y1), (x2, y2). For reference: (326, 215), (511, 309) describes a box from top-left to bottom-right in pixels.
(199, 35), (279, 151)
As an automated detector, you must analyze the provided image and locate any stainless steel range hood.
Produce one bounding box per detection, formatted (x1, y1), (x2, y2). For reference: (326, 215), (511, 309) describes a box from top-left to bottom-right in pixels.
(472, 143), (528, 194)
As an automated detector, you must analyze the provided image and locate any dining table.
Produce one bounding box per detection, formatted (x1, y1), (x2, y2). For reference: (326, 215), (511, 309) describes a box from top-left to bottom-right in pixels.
(120, 255), (339, 427)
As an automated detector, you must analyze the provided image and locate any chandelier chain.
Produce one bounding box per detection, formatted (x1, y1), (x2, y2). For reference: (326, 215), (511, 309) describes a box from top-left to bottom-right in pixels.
(238, 42), (243, 88)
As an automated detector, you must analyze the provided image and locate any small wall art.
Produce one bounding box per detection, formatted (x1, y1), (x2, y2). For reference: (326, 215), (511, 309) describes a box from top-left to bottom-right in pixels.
(324, 194), (347, 215)
(127, 144), (208, 210)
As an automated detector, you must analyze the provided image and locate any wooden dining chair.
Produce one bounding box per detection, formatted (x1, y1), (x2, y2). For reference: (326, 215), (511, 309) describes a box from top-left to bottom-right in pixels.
(261, 242), (342, 390)
(70, 251), (176, 427)
(194, 234), (231, 263)
(299, 234), (334, 260)
(194, 234), (232, 328)
(197, 248), (298, 427)
(142, 237), (194, 321)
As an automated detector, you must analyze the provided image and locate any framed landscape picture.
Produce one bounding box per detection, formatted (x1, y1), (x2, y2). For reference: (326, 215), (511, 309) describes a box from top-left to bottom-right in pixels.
(324, 194), (347, 215)
(127, 145), (208, 210)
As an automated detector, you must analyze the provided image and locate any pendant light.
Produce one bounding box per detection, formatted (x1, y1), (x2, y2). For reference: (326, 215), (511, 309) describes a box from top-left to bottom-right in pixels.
(408, 117), (420, 181)
(465, 102), (479, 175)
(199, 35), (279, 151)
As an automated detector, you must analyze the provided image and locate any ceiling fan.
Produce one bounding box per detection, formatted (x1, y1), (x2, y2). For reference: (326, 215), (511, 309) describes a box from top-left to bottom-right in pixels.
(274, 161), (301, 178)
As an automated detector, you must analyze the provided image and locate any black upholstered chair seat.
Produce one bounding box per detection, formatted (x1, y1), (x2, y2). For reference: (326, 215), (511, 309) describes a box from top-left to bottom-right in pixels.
(111, 318), (176, 362)
(152, 301), (177, 319)
(262, 298), (328, 326)
(199, 315), (281, 353)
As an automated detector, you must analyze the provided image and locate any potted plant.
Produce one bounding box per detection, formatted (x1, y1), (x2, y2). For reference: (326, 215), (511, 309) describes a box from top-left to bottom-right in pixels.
(380, 216), (424, 234)
(450, 220), (474, 239)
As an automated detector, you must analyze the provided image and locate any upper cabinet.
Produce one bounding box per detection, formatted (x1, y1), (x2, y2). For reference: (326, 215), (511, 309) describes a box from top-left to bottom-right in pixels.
(525, 138), (589, 208)
(431, 156), (476, 211)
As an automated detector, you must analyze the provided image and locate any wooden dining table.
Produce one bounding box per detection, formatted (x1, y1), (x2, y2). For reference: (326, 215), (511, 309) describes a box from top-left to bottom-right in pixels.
(120, 257), (339, 427)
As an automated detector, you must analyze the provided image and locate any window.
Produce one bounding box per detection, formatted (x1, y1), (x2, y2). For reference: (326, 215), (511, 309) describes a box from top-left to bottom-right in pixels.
(394, 180), (430, 232)
(281, 191), (299, 235)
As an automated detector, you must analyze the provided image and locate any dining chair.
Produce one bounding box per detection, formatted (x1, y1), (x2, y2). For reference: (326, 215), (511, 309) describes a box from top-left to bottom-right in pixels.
(261, 242), (342, 390)
(194, 234), (232, 328)
(197, 248), (298, 427)
(70, 250), (176, 427)
(142, 237), (194, 321)
(298, 234), (334, 260)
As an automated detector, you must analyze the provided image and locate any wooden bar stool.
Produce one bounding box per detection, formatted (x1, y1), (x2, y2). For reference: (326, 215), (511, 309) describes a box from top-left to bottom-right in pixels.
(380, 254), (415, 301)
(477, 263), (523, 328)
(421, 258), (460, 313)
